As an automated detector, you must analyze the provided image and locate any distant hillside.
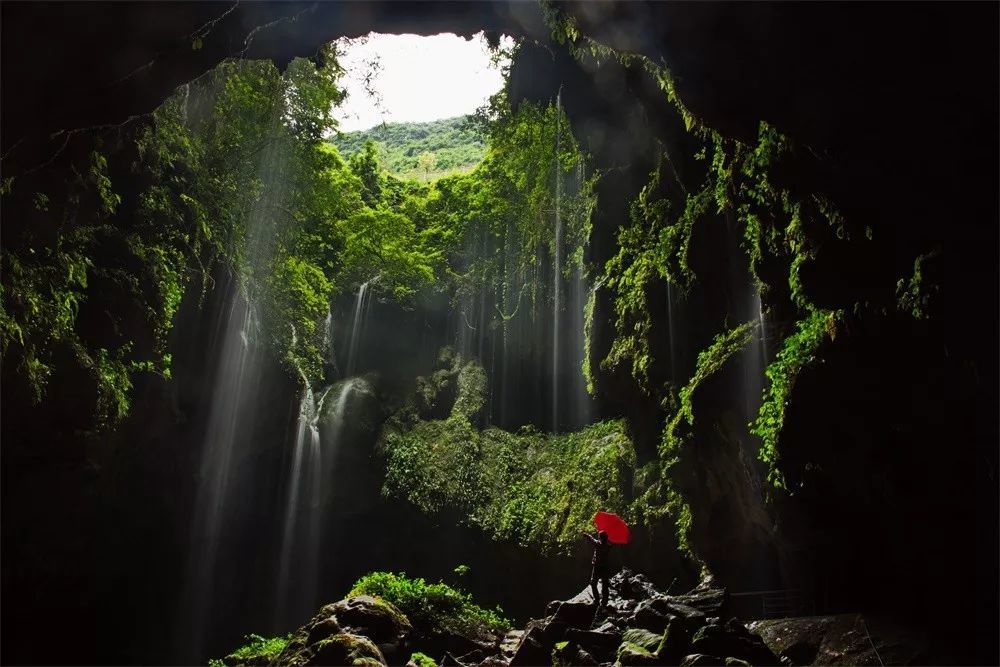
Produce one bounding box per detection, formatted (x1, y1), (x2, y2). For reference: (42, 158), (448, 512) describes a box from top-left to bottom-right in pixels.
(330, 115), (485, 182)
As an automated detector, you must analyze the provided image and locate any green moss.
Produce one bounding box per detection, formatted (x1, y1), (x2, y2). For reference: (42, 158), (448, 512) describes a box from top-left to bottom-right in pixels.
(408, 652), (439, 667)
(896, 250), (939, 320)
(213, 633), (291, 666)
(751, 308), (841, 489)
(382, 358), (636, 553)
(349, 571), (510, 638)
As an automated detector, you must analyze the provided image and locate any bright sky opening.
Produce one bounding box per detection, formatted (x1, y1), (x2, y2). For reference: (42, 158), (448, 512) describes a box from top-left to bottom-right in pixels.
(333, 32), (513, 133)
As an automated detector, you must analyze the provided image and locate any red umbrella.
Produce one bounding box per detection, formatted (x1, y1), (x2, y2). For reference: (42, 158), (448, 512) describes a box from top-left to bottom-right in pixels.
(593, 511), (630, 545)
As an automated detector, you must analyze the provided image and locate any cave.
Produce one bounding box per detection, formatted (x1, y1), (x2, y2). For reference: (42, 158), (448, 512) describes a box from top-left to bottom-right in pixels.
(1, 2), (997, 666)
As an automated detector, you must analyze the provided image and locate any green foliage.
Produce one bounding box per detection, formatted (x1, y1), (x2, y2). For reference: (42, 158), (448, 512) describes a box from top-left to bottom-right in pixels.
(331, 116), (485, 181)
(646, 322), (754, 551)
(598, 151), (712, 392)
(382, 357), (636, 554)
(408, 652), (439, 667)
(896, 250), (939, 320)
(211, 633), (291, 667)
(752, 309), (840, 488)
(349, 571), (510, 638)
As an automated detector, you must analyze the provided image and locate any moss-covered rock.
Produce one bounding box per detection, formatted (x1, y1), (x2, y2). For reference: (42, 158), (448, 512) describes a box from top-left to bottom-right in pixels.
(615, 640), (659, 666)
(621, 628), (663, 654)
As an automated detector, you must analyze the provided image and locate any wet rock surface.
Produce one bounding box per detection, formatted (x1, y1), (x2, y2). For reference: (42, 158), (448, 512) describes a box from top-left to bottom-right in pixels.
(256, 571), (937, 666)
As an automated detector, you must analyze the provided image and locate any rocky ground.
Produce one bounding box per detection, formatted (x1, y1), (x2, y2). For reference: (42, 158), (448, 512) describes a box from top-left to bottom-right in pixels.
(223, 570), (928, 666)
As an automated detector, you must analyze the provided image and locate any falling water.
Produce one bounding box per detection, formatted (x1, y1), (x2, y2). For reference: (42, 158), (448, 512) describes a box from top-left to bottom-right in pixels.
(179, 290), (261, 661)
(177, 98), (290, 661)
(345, 281), (372, 376)
(552, 88), (563, 433)
(274, 383), (327, 627)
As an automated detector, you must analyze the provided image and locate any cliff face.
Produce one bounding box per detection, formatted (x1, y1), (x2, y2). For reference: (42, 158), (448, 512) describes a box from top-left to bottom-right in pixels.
(1, 2), (996, 665)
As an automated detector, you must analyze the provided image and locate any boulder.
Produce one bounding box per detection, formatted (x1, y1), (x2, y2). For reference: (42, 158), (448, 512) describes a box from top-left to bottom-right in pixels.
(622, 628), (663, 654)
(329, 596), (413, 662)
(565, 627), (622, 661)
(309, 633), (387, 666)
(657, 617), (693, 663)
(615, 641), (660, 667)
(553, 640), (599, 666)
(551, 600), (596, 629)
(667, 587), (728, 618)
(690, 622), (779, 666)
(509, 625), (551, 667)
(628, 599), (672, 634)
(748, 613), (929, 666)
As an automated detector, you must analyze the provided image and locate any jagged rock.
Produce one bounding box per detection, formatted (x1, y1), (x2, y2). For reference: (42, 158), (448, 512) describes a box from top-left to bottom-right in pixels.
(612, 569), (664, 601)
(628, 598), (672, 634)
(616, 640), (660, 667)
(509, 625), (551, 667)
(329, 596), (413, 661)
(309, 633), (387, 666)
(551, 600), (596, 629)
(667, 587), (728, 618)
(622, 628), (663, 654)
(657, 617), (693, 663)
(690, 621), (779, 666)
(553, 640), (599, 666)
(680, 654), (724, 666)
(665, 601), (707, 627)
(564, 628), (621, 663)
(748, 614), (929, 665)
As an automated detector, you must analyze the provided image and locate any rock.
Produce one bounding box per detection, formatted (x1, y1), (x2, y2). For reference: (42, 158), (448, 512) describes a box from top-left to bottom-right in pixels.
(551, 600), (596, 629)
(725, 658), (751, 666)
(748, 613), (929, 666)
(665, 601), (707, 628)
(509, 625), (551, 667)
(553, 640), (599, 666)
(565, 628), (621, 663)
(622, 628), (663, 654)
(615, 641), (659, 666)
(628, 599), (672, 634)
(611, 568), (664, 601)
(657, 617), (693, 663)
(667, 587), (728, 618)
(680, 654), (725, 666)
(690, 622), (779, 666)
(310, 633), (387, 666)
(329, 596), (413, 662)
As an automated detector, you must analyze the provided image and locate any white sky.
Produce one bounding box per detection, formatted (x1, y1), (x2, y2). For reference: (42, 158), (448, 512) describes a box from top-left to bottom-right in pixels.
(333, 32), (513, 133)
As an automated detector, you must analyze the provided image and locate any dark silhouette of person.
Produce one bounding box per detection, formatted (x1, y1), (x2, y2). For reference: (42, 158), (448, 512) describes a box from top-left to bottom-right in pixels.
(583, 530), (611, 607)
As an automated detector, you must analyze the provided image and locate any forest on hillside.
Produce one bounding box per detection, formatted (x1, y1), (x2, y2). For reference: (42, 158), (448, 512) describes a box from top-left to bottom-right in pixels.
(330, 116), (486, 181)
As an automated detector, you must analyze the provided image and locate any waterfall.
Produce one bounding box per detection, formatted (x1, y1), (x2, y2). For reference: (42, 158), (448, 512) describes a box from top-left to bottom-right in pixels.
(274, 384), (326, 627)
(179, 289), (261, 661)
(177, 108), (290, 661)
(273, 377), (356, 631)
(552, 88), (562, 433)
(345, 281), (372, 376)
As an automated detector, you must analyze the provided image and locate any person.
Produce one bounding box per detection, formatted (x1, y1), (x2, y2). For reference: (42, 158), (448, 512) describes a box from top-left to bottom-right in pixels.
(582, 530), (611, 607)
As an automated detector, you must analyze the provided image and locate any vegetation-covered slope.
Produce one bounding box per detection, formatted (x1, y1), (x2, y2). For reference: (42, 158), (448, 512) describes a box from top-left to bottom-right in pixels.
(330, 116), (485, 181)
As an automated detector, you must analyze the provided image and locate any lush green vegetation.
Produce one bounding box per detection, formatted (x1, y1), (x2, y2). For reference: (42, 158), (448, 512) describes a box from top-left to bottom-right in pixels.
(349, 571), (510, 638)
(208, 633), (291, 667)
(331, 116), (485, 181)
(381, 351), (636, 554)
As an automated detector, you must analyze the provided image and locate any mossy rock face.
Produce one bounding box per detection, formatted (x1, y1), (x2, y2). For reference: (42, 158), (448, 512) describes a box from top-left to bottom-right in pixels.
(657, 617), (692, 663)
(553, 640), (598, 666)
(310, 633), (387, 666)
(615, 640), (659, 666)
(622, 628), (663, 654)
